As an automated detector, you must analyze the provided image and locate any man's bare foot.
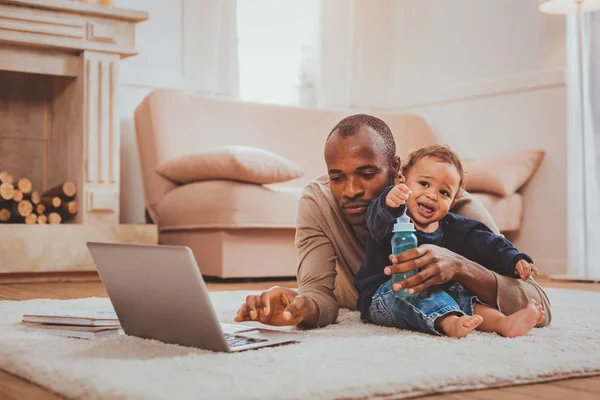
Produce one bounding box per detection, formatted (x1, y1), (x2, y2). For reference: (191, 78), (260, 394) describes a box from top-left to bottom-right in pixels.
(536, 305), (545, 325)
(499, 299), (541, 338)
(441, 315), (483, 338)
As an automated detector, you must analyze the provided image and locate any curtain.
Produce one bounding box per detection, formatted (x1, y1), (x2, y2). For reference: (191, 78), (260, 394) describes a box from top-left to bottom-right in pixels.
(183, 0), (239, 98)
(316, 0), (395, 110)
(566, 10), (600, 277)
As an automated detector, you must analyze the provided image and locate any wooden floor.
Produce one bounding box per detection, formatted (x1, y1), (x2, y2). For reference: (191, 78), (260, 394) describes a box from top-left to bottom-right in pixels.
(0, 276), (599, 400)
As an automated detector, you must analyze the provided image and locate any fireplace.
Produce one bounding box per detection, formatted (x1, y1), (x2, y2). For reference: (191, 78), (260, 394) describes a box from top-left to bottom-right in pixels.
(0, 0), (156, 276)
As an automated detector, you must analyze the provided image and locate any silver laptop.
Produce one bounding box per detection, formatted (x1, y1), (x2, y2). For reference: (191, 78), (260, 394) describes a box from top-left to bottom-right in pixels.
(86, 242), (304, 352)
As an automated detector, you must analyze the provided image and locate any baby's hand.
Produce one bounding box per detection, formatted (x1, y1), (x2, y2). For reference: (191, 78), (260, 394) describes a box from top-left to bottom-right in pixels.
(385, 184), (411, 208)
(515, 260), (539, 281)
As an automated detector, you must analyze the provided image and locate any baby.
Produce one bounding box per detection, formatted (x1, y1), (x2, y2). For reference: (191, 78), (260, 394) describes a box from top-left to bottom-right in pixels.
(353, 145), (544, 338)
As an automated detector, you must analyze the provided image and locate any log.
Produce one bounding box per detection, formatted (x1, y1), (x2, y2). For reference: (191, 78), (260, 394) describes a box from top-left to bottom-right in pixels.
(25, 213), (37, 224)
(36, 204), (46, 215)
(12, 189), (23, 202)
(29, 191), (41, 205)
(48, 212), (61, 225)
(14, 178), (32, 195)
(0, 208), (10, 222)
(0, 183), (14, 201)
(42, 196), (62, 209)
(12, 200), (33, 218)
(42, 182), (77, 200)
(37, 214), (48, 224)
(0, 171), (14, 185)
(58, 200), (78, 221)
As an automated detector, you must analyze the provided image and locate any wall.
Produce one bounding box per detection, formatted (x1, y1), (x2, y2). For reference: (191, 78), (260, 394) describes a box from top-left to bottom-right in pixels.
(390, 0), (567, 274)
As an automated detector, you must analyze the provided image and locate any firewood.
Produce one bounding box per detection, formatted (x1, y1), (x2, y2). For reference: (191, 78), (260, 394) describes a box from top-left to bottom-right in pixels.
(48, 212), (61, 224)
(12, 189), (23, 202)
(25, 213), (37, 224)
(0, 208), (10, 222)
(0, 171), (13, 185)
(58, 200), (78, 221)
(29, 191), (41, 205)
(37, 214), (48, 224)
(42, 182), (77, 200)
(0, 183), (14, 200)
(14, 178), (32, 195)
(36, 204), (46, 215)
(42, 196), (62, 209)
(12, 200), (33, 218)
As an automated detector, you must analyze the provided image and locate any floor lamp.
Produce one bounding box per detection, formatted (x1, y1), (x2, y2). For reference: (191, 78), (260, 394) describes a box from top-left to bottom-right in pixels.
(539, 0), (600, 282)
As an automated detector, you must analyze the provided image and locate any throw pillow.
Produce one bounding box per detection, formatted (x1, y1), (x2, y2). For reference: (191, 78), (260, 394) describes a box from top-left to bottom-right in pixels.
(462, 150), (545, 196)
(156, 145), (304, 185)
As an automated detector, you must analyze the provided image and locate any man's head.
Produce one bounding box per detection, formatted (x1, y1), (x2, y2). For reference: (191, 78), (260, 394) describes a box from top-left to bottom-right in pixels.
(325, 114), (400, 226)
(400, 145), (463, 231)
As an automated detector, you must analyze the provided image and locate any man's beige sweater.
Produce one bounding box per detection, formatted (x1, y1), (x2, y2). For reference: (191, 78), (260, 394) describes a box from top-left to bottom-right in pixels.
(295, 176), (551, 328)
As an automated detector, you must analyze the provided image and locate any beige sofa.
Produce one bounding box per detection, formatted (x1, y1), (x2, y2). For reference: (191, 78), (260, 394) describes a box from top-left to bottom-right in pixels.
(134, 89), (536, 279)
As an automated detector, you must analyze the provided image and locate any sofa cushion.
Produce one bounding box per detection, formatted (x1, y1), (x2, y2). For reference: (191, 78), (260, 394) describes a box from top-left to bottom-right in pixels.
(156, 180), (302, 231)
(463, 150), (544, 196)
(156, 145), (304, 185)
(470, 192), (523, 233)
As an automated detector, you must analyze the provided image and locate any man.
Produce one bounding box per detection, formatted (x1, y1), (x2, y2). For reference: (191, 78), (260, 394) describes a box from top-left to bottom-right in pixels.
(234, 114), (551, 328)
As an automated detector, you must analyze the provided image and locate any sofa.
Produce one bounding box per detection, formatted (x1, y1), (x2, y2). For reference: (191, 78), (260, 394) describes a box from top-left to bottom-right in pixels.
(134, 89), (543, 278)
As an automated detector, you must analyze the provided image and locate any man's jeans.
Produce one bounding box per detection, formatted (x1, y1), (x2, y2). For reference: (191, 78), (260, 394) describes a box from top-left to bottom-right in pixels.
(368, 280), (478, 335)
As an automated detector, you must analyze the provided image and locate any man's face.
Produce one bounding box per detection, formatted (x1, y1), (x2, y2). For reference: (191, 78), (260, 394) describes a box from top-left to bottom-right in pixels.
(404, 156), (460, 231)
(325, 126), (399, 226)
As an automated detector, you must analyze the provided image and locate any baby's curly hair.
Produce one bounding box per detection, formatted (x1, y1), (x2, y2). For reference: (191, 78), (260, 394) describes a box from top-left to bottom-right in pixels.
(400, 144), (464, 189)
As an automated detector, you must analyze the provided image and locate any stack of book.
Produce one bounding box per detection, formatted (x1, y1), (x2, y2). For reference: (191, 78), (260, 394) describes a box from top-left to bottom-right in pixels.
(21, 310), (123, 339)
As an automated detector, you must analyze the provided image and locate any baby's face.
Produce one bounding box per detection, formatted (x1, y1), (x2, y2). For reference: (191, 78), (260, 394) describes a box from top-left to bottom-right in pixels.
(403, 156), (461, 230)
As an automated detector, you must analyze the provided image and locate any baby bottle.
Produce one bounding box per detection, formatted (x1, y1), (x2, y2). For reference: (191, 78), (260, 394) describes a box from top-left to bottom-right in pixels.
(391, 210), (418, 298)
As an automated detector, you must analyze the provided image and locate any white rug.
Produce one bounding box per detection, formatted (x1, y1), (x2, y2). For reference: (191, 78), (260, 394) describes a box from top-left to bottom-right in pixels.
(1, 288), (599, 400)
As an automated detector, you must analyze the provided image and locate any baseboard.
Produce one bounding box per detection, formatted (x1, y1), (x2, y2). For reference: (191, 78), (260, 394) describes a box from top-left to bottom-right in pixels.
(0, 271), (100, 284)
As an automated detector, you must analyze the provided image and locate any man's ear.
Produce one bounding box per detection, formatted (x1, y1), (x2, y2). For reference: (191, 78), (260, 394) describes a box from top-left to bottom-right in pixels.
(392, 155), (401, 176)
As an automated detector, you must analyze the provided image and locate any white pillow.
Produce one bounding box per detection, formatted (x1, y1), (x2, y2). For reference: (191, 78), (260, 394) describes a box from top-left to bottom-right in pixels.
(156, 145), (304, 185)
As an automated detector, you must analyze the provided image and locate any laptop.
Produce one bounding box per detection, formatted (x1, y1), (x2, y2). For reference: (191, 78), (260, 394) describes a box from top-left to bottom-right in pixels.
(86, 242), (304, 352)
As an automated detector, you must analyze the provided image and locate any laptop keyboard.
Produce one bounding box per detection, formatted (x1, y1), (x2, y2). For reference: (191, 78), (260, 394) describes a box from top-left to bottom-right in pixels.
(225, 333), (268, 348)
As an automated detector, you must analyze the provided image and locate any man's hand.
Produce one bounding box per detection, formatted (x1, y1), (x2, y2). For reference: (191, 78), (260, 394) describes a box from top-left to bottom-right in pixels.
(385, 183), (411, 208)
(233, 286), (316, 326)
(515, 260), (539, 281)
(383, 244), (462, 294)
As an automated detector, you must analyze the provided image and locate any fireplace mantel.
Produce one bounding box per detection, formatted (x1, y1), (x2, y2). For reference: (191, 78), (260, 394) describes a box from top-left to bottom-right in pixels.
(0, 1), (156, 277)
(0, 0), (148, 225)
(0, 0), (147, 60)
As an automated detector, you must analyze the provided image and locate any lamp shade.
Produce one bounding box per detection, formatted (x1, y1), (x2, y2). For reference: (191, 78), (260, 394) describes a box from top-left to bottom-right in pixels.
(539, 0), (600, 14)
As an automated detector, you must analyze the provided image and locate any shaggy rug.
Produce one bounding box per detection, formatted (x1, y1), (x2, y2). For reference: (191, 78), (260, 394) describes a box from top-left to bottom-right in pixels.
(0, 288), (599, 400)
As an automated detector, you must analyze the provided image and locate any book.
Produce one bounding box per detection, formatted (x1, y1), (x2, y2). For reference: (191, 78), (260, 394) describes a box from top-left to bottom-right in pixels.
(23, 323), (124, 339)
(22, 310), (120, 327)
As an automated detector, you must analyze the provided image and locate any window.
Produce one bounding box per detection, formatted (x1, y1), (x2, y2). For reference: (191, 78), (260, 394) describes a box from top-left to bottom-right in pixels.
(236, 0), (319, 106)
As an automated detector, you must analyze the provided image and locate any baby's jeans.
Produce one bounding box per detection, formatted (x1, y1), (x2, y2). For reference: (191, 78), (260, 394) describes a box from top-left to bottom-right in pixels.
(368, 280), (479, 335)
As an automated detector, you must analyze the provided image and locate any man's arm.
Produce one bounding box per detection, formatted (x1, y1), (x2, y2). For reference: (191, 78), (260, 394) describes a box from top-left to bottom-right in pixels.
(294, 195), (340, 328)
(234, 184), (343, 328)
(366, 185), (406, 243)
(385, 244), (501, 307)
(452, 255), (500, 306)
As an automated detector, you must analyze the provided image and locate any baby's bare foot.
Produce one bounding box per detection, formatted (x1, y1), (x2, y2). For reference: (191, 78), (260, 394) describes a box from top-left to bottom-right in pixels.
(445, 315), (483, 339)
(499, 299), (540, 338)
